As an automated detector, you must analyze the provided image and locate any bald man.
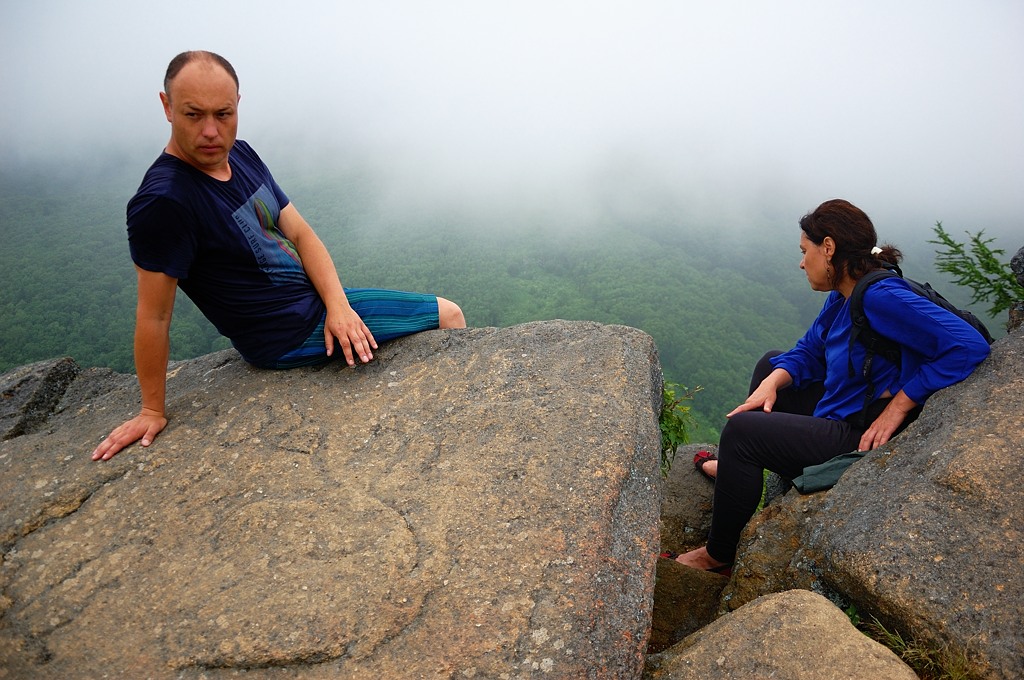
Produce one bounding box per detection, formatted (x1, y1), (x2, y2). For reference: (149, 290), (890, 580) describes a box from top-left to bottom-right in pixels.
(93, 50), (465, 461)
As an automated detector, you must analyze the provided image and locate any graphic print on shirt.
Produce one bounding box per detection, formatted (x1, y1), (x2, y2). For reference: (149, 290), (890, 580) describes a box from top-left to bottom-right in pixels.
(231, 184), (302, 282)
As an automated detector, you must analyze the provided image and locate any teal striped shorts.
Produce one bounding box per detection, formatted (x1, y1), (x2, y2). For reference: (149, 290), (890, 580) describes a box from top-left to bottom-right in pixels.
(266, 288), (439, 369)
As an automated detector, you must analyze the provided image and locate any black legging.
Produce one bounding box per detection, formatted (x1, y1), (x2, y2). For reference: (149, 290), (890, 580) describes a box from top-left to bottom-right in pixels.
(705, 351), (906, 563)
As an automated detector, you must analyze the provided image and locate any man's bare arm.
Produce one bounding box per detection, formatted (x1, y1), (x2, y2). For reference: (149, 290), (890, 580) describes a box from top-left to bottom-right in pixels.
(278, 204), (376, 365)
(91, 267), (177, 460)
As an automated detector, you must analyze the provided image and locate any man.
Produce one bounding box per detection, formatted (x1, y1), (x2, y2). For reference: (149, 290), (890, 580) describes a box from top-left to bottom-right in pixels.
(92, 51), (465, 461)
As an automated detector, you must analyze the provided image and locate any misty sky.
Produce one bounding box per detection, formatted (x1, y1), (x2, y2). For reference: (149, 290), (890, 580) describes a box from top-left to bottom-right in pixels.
(2, 1), (1022, 239)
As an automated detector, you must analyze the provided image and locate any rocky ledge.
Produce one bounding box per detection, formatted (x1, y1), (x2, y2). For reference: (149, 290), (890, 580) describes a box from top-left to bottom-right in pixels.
(2, 320), (1021, 679)
(655, 324), (1023, 680)
(1, 321), (662, 679)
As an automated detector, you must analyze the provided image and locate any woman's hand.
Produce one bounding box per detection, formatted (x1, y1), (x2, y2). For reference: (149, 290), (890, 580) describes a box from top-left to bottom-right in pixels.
(727, 368), (793, 418)
(859, 391), (917, 451)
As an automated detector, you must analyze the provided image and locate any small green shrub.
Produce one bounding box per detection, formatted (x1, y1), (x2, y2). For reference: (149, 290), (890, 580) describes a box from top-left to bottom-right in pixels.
(659, 382), (700, 476)
(930, 222), (1024, 318)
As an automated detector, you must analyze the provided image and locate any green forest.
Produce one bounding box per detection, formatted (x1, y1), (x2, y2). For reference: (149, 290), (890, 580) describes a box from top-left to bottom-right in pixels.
(0, 157), (1011, 441)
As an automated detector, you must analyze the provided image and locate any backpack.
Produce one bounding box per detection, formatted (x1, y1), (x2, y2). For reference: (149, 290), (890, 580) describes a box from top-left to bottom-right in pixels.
(847, 263), (995, 427)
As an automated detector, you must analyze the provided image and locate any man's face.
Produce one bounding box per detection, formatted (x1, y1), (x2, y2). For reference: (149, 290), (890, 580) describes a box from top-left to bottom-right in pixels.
(160, 60), (239, 176)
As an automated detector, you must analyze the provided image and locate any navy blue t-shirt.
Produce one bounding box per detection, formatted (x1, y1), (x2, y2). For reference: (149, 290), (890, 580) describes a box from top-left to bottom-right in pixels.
(127, 140), (324, 365)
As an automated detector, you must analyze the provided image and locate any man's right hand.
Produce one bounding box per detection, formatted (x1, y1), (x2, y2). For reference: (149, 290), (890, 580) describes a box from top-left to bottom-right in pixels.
(91, 409), (167, 461)
(97, 267), (176, 461)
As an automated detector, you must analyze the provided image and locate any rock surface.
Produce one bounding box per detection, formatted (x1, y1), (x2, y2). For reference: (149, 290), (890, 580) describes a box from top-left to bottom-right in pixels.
(1010, 301), (1024, 332)
(649, 444), (723, 654)
(644, 590), (917, 680)
(717, 326), (1024, 680)
(0, 357), (79, 441)
(657, 444), (715, 559)
(718, 491), (824, 615)
(1009, 245), (1024, 330)
(1011, 245), (1024, 287)
(0, 321), (663, 679)
(648, 559), (725, 655)
(814, 326), (1024, 679)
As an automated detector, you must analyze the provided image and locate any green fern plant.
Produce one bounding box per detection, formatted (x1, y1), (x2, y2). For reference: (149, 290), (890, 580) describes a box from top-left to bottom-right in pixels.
(930, 222), (1024, 317)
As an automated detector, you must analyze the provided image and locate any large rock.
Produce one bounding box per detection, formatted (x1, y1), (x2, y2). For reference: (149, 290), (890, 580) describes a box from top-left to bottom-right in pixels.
(648, 558), (726, 655)
(718, 491), (825, 614)
(1010, 245), (1024, 288)
(1010, 301), (1024, 332)
(657, 443), (715, 558)
(649, 444), (723, 653)
(814, 326), (1024, 679)
(0, 357), (79, 441)
(644, 589), (917, 680)
(0, 321), (663, 679)
(720, 326), (1024, 680)
(1009, 245), (1024, 331)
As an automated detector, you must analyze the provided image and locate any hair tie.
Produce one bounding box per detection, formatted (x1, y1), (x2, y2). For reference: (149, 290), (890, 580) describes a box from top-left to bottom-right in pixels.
(871, 246), (883, 256)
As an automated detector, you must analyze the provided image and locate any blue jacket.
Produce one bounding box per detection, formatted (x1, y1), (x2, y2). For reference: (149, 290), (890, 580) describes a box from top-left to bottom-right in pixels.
(770, 277), (991, 420)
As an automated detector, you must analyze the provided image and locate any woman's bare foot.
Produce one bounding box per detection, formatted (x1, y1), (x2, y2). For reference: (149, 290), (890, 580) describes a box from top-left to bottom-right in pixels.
(673, 545), (730, 572)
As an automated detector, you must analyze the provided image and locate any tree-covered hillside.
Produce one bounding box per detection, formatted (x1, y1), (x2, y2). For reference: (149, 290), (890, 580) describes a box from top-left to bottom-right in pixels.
(2, 158), (1007, 441)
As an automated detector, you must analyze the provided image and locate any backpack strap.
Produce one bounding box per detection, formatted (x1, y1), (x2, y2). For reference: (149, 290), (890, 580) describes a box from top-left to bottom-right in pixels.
(847, 264), (903, 429)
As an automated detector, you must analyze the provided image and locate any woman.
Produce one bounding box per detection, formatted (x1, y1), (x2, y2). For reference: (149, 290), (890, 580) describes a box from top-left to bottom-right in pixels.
(670, 199), (991, 573)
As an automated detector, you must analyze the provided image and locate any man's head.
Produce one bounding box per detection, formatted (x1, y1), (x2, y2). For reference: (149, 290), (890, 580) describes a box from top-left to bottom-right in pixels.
(160, 51), (240, 177)
(164, 51), (238, 98)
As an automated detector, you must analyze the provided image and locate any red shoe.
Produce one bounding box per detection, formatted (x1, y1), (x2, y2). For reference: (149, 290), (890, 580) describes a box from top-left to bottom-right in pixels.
(693, 450), (717, 482)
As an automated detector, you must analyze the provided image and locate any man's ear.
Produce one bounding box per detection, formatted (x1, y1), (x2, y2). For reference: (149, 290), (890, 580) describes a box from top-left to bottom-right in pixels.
(160, 91), (172, 122)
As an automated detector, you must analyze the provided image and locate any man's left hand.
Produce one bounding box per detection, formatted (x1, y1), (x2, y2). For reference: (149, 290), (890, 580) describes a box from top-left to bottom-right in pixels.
(324, 307), (378, 365)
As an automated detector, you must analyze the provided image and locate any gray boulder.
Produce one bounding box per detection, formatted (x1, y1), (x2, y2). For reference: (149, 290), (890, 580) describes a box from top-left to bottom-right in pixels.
(658, 443), (715, 557)
(0, 321), (663, 679)
(1010, 301), (1024, 331)
(1009, 245), (1024, 330)
(720, 326), (1024, 680)
(649, 444), (723, 653)
(718, 491), (825, 615)
(0, 356), (79, 440)
(1011, 245), (1024, 288)
(649, 558), (726, 655)
(644, 589), (917, 680)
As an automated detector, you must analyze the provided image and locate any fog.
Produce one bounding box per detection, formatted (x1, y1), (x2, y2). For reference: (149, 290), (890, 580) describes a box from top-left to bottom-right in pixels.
(3, 1), (1023, 241)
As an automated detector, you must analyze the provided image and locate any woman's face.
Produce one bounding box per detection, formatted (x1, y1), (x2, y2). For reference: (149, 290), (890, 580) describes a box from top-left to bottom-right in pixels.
(799, 232), (833, 292)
